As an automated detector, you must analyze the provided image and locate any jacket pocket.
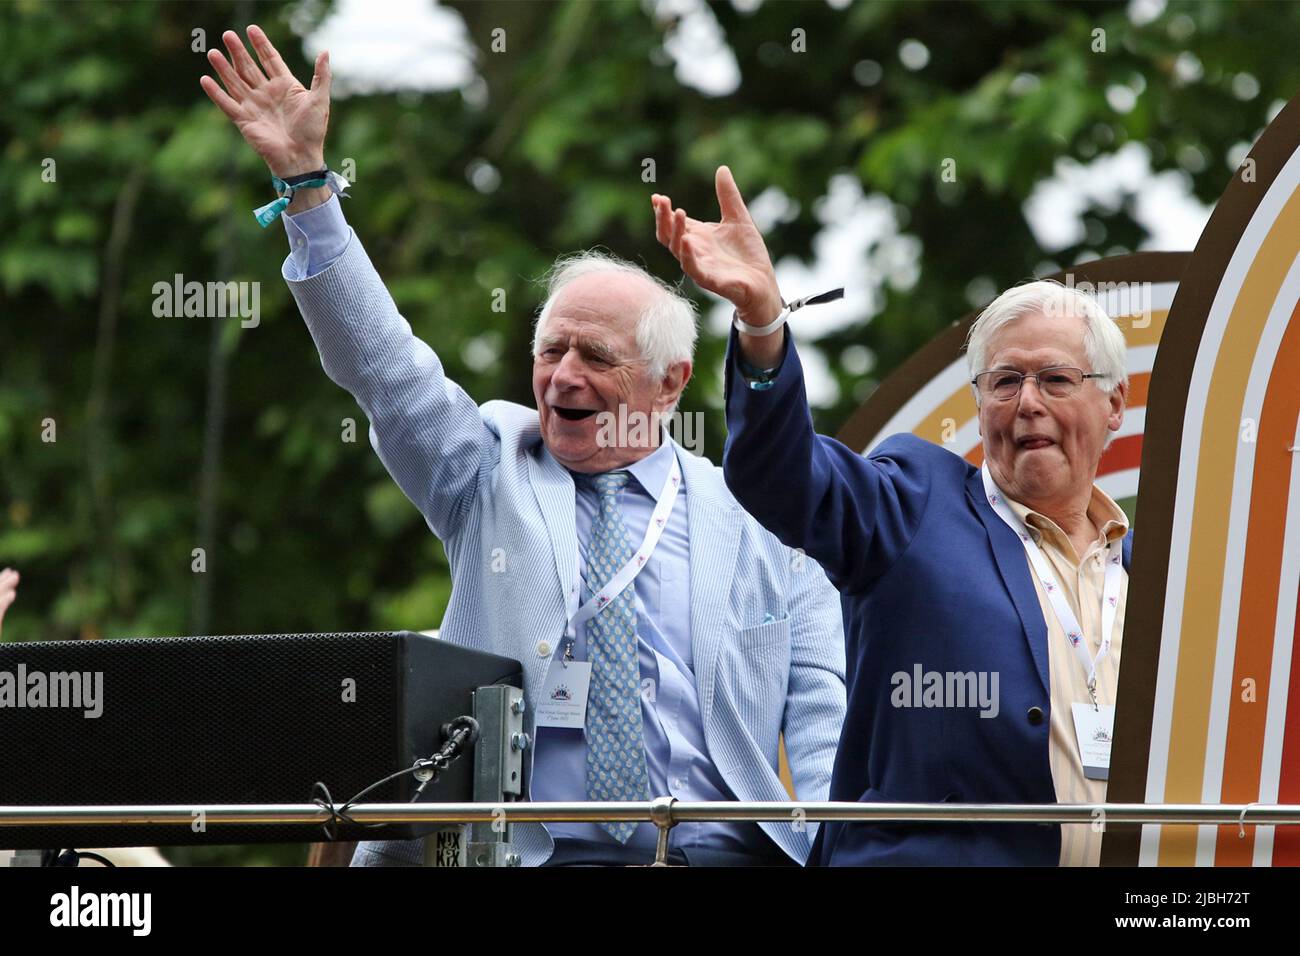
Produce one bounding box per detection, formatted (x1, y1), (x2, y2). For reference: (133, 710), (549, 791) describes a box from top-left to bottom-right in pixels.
(737, 614), (793, 650)
(716, 617), (792, 757)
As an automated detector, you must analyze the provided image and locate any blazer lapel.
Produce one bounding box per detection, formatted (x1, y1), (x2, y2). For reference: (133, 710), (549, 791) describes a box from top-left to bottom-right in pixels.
(679, 448), (741, 727)
(966, 469), (1050, 697)
(525, 431), (578, 609)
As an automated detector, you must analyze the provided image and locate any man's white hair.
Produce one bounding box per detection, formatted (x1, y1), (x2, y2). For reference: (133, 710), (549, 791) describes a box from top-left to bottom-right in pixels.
(964, 279), (1129, 409)
(533, 250), (699, 392)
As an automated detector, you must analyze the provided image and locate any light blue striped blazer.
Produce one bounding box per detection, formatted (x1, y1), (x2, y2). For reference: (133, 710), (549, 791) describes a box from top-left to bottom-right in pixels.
(284, 235), (846, 866)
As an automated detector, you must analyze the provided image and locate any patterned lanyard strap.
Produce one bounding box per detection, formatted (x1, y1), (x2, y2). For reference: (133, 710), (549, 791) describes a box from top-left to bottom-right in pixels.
(565, 454), (682, 639)
(981, 465), (1123, 707)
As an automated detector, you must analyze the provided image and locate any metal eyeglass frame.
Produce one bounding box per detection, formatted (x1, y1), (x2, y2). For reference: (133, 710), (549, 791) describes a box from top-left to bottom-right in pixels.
(971, 365), (1110, 400)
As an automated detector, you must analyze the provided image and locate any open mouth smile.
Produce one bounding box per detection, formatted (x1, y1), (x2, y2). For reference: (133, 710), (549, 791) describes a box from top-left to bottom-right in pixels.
(552, 406), (599, 422)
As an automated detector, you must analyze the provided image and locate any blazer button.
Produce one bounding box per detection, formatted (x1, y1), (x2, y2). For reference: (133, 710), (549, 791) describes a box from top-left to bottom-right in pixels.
(536, 640), (552, 658)
(1026, 706), (1045, 726)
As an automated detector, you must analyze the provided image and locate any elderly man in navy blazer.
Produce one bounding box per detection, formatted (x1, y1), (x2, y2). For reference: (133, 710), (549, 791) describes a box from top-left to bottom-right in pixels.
(202, 28), (845, 867)
(654, 169), (1135, 866)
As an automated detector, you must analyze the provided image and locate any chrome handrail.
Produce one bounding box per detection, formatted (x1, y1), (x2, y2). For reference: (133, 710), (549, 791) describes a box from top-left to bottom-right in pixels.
(1, 799), (1293, 829)
(4, 799), (1289, 865)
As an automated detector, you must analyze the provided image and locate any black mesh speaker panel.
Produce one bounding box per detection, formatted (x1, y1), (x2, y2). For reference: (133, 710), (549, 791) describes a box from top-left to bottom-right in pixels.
(0, 631), (523, 849)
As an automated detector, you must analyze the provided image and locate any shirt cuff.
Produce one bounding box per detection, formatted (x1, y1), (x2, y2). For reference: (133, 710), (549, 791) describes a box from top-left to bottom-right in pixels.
(737, 353), (784, 391)
(733, 328), (789, 391)
(282, 193), (350, 280)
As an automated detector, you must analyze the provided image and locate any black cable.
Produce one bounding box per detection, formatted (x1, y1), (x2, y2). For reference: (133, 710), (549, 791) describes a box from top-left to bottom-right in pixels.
(312, 715), (480, 841)
(41, 848), (116, 868)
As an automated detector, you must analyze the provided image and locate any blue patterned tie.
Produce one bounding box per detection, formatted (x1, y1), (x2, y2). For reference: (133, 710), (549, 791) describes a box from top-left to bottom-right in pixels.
(584, 471), (651, 842)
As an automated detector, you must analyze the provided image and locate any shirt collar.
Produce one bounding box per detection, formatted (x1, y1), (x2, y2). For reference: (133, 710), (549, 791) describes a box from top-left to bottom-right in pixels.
(621, 436), (678, 502)
(1004, 483), (1129, 546)
(545, 433), (680, 501)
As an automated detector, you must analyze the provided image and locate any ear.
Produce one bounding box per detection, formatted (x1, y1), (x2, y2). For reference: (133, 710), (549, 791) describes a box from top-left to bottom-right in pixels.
(655, 360), (692, 413)
(1108, 379), (1128, 433)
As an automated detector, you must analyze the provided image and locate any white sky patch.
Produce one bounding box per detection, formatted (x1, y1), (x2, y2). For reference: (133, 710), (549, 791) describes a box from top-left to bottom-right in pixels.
(745, 186), (801, 232)
(651, 0), (742, 97)
(302, 0), (477, 97)
(1127, 0), (1167, 26)
(1024, 141), (1213, 253)
(898, 39), (930, 72)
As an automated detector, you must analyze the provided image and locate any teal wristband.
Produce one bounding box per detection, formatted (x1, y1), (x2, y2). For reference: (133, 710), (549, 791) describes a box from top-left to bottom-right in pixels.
(253, 168), (350, 228)
(738, 355), (781, 390)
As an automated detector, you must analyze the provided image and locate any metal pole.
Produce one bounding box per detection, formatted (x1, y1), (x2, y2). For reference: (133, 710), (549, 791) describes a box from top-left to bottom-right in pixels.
(2, 801), (1298, 829)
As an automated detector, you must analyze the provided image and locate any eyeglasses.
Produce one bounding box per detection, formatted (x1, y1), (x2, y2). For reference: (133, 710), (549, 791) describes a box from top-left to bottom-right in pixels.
(972, 366), (1108, 401)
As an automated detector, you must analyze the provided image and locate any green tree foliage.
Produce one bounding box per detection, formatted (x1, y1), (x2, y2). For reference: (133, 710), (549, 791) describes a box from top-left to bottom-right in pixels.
(1, 0), (1296, 863)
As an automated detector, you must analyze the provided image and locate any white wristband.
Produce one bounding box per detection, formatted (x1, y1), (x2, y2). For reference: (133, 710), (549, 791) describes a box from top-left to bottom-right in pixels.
(732, 304), (791, 337)
(731, 287), (845, 337)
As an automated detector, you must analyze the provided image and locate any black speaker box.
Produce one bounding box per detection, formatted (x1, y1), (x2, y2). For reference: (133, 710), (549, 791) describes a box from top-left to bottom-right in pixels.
(0, 631), (523, 849)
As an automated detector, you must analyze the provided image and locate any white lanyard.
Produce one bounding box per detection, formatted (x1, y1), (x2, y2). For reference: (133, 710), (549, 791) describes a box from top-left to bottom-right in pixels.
(981, 465), (1123, 705)
(564, 454), (681, 640)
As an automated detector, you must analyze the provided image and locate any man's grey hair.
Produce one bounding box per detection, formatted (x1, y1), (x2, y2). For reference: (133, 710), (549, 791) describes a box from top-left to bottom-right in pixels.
(533, 250), (699, 388)
(964, 279), (1129, 409)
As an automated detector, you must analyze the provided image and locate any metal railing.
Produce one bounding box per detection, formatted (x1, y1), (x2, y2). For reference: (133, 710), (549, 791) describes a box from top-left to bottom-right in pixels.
(4, 799), (1298, 865)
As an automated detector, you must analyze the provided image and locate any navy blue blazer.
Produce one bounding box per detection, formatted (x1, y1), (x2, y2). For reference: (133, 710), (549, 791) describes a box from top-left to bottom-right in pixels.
(722, 329), (1133, 866)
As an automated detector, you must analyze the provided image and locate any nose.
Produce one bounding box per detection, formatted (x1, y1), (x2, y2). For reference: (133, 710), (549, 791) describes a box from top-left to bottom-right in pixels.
(550, 348), (586, 391)
(1015, 376), (1049, 414)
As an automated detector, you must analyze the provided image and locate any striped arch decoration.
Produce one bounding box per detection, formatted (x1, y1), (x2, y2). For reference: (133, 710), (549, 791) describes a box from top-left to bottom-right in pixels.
(1104, 91), (1300, 867)
(835, 253), (1188, 524)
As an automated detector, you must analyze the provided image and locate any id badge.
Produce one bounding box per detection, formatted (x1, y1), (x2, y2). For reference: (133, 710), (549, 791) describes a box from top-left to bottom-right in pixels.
(535, 658), (592, 729)
(1071, 702), (1115, 781)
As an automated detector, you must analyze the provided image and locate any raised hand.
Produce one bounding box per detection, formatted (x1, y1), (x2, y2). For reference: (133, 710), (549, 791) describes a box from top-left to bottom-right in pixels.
(0, 567), (18, 638)
(652, 166), (784, 334)
(200, 25), (330, 178)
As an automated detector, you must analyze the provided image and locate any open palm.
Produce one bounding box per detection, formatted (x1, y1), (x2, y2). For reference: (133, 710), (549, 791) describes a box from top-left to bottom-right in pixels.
(652, 167), (782, 318)
(0, 567), (18, 638)
(200, 25), (331, 175)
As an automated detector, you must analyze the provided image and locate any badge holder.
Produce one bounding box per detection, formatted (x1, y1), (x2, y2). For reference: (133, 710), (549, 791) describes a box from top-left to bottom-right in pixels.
(536, 638), (593, 730)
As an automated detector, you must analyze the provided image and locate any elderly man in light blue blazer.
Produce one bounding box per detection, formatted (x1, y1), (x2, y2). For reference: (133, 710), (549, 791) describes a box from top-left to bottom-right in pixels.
(202, 27), (845, 867)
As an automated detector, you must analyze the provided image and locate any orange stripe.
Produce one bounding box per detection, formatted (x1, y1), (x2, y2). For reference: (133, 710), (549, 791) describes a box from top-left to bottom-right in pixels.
(1214, 296), (1300, 863)
(913, 389), (979, 448)
(1272, 581), (1300, 863)
(1127, 372), (1150, 408)
(1158, 185), (1300, 864)
(1098, 434), (1143, 476)
(1123, 308), (1169, 349)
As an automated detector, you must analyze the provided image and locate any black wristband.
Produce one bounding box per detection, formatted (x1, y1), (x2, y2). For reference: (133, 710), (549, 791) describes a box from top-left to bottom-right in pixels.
(280, 167), (329, 187)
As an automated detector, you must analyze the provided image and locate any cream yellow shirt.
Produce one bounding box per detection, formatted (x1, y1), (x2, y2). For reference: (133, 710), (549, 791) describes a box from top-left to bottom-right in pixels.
(1004, 486), (1129, 867)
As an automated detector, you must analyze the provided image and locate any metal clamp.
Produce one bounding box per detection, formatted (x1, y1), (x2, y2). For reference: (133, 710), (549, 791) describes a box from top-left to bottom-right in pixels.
(649, 795), (678, 866)
(423, 684), (525, 868)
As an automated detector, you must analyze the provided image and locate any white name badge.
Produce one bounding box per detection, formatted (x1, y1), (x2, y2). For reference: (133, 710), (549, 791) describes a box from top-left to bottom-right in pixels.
(1071, 702), (1115, 781)
(535, 660), (592, 729)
